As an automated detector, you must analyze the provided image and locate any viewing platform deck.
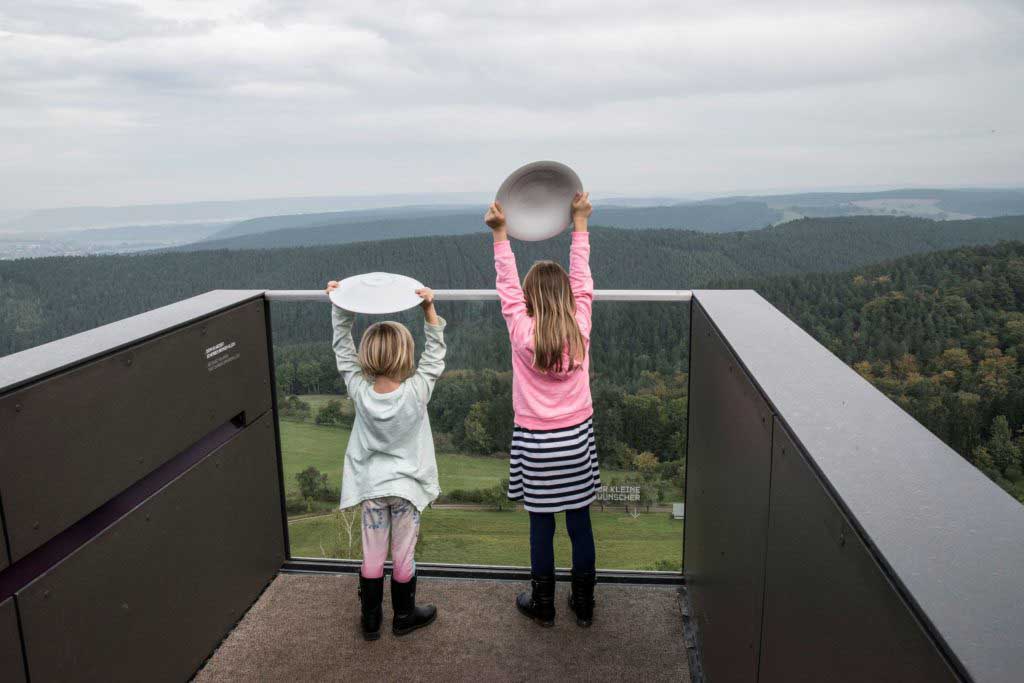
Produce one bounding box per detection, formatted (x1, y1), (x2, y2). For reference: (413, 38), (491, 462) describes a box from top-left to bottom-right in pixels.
(196, 574), (691, 682)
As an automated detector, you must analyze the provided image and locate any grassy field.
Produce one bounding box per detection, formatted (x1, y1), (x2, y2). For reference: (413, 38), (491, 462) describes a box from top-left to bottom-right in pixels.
(281, 415), (684, 570)
(280, 417), (684, 500)
(288, 508), (683, 571)
(280, 420), (348, 496)
(298, 394), (354, 415)
(280, 420), (513, 497)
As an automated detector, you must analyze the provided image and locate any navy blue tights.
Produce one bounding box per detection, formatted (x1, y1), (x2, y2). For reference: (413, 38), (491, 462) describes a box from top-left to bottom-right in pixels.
(528, 506), (596, 576)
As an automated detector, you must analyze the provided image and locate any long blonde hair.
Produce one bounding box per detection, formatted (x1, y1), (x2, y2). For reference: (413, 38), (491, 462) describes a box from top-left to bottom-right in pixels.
(358, 321), (415, 379)
(523, 260), (586, 373)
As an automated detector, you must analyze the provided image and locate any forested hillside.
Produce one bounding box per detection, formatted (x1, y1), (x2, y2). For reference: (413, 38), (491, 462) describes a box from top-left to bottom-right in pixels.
(182, 201), (782, 251)
(279, 240), (1024, 504)
(5, 214), (1024, 356)
(204, 204), (476, 240)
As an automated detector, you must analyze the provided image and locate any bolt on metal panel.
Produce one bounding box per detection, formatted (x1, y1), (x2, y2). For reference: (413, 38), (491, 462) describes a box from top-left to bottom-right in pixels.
(684, 301), (774, 683)
(15, 412), (284, 682)
(0, 299), (272, 562)
(0, 598), (26, 683)
(758, 418), (958, 683)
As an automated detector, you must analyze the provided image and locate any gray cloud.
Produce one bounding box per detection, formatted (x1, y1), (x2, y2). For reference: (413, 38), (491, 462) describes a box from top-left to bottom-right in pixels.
(0, 0), (1022, 208)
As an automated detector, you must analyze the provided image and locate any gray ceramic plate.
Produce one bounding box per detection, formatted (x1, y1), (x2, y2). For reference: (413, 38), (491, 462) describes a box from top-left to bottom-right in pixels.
(495, 160), (583, 241)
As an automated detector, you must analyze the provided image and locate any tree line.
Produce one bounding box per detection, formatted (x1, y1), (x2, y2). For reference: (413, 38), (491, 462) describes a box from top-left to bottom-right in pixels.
(5, 214), (1024, 356)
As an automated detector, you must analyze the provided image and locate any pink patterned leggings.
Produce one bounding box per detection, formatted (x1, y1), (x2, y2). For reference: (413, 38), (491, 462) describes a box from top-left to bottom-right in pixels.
(360, 496), (420, 583)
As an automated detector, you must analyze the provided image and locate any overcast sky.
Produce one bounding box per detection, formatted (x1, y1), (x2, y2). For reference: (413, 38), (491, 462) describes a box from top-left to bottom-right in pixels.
(1, 0), (1022, 209)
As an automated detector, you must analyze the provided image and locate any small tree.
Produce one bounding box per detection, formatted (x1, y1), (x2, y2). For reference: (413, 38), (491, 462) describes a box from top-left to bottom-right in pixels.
(316, 400), (345, 426)
(280, 396), (312, 421)
(296, 466), (329, 501)
(986, 416), (1021, 474)
(462, 402), (492, 454)
(640, 482), (659, 513)
(634, 451), (658, 476)
(483, 478), (510, 510)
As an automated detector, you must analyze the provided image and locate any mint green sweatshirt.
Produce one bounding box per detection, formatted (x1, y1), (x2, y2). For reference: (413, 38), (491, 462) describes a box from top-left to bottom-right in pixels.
(331, 306), (446, 512)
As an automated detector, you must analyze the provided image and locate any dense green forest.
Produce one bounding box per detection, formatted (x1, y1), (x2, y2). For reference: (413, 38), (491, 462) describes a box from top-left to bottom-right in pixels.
(5, 214), (1024, 356)
(276, 240), (1024, 504)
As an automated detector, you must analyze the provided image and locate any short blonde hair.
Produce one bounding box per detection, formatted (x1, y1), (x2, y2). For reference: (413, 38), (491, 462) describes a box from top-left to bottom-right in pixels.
(358, 321), (415, 380)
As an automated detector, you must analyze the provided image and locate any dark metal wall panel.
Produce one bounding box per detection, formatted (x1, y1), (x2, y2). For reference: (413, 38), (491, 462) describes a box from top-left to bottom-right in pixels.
(692, 290), (1024, 683)
(0, 598), (26, 683)
(16, 412), (284, 682)
(0, 299), (272, 562)
(759, 419), (958, 683)
(0, 290), (266, 394)
(684, 301), (774, 683)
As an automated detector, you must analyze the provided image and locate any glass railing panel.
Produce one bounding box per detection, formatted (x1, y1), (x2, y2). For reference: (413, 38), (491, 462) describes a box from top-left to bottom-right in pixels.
(270, 298), (688, 571)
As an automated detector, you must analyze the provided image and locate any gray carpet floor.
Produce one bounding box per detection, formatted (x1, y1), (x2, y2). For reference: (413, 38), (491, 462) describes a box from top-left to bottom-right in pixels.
(195, 573), (691, 682)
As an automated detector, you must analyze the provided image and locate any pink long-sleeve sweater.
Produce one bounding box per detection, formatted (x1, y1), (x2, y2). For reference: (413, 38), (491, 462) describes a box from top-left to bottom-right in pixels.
(493, 231), (594, 430)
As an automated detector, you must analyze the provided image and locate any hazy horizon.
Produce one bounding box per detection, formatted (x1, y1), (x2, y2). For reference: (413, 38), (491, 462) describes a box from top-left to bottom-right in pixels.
(2, 1), (1023, 210)
(7, 184), (1024, 217)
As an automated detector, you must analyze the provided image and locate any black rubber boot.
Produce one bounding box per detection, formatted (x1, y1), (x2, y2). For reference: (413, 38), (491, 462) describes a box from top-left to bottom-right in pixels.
(516, 574), (556, 627)
(391, 575), (437, 636)
(358, 575), (384, 641)
(568, 569), (596, 627)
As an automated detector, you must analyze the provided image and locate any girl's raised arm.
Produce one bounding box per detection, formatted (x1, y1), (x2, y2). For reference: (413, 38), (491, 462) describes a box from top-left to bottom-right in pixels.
(410, 288), (447, 403)
(486, 202), (528, 335)
(330, 304), (364, 393)
(569, 192), (594, 336)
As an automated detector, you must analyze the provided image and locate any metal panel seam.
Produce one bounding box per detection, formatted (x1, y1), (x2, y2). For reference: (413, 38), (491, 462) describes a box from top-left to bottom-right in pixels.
(12, 598), (30, 683)
(754, 416), (776, 683)
(0, 490), (12, 571)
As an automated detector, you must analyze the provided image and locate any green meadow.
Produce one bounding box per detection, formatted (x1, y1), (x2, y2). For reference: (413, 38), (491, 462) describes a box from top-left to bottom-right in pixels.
(287, 507), (683, 571)
(279, 419), (512, 497)
(279, 410), (684, 570)
(280, 416), (684, 500)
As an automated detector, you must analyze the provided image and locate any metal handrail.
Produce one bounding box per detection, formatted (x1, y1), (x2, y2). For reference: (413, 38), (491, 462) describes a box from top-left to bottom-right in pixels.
(264, 289), (692, 302)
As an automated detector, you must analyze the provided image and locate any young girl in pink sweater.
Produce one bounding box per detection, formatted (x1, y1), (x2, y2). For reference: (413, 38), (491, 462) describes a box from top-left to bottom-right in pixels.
(485, 192), (599, 628)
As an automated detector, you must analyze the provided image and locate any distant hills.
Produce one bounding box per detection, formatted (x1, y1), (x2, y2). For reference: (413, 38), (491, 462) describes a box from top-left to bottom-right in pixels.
(0, 192), (489, 233)
(179, 201), (783, 251)
(4, 213), (1024, 356)
(175, 187), (1024, 252)
(5, 188), (1024, 260)
(707, 188), (1024, 219)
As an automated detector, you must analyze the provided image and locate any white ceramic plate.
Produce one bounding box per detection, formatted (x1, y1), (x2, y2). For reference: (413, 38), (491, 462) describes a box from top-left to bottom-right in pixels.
(495, 160), (583, 241)
(328, 272), (425, 314)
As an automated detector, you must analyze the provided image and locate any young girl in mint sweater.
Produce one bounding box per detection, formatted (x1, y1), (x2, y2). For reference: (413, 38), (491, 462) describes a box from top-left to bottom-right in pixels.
(325, 282), (445, 641)
(484, 192), (599, 628)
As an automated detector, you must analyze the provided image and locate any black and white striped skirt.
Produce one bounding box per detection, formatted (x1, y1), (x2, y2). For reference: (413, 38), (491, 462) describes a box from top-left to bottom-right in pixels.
(507, 418), (601, 513)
